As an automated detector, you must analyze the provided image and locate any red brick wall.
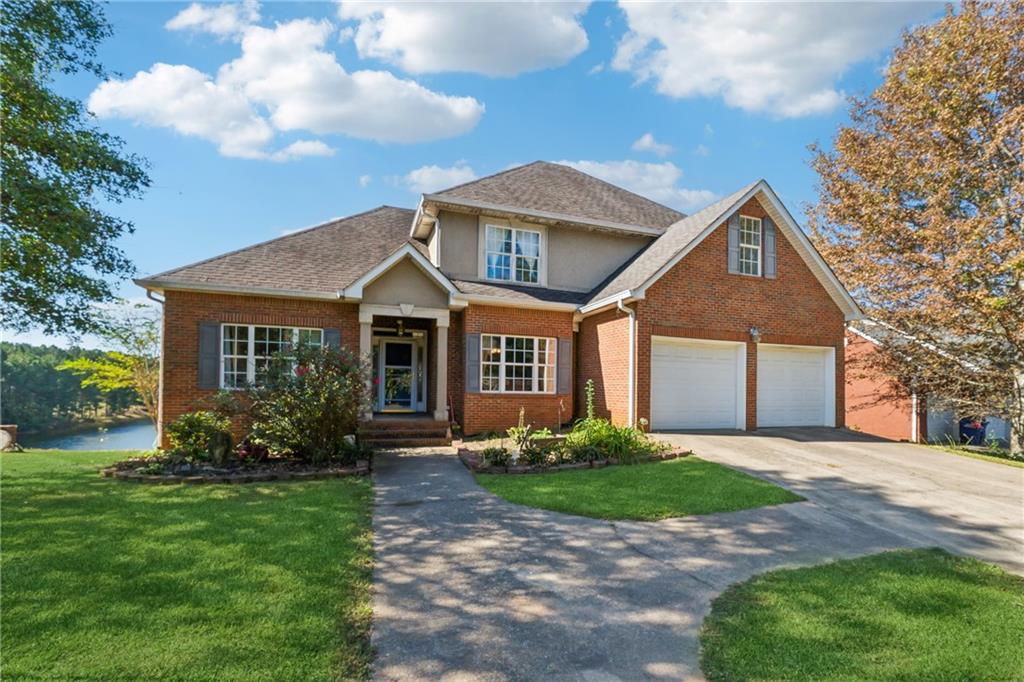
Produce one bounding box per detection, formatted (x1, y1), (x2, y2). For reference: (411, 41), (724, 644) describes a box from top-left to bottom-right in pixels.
(576, 307), (631, 425)
(845, 332), (921, 441)
(447, 310), (465, 426)
(460, 305), (575, 435)
(160, 290), (360, 446)
(634, 197), (847, 429)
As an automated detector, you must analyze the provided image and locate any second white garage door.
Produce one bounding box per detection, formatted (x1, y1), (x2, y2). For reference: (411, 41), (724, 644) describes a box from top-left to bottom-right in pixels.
(756, 344), (835, 427)
(650, 337), (746, 430)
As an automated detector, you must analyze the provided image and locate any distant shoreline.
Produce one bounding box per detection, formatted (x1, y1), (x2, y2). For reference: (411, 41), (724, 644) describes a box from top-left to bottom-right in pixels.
(19, 412), (152, 443)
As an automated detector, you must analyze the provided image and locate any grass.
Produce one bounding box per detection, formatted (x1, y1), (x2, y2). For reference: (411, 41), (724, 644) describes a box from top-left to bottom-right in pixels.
(475, 457), (803, 520)
(700, 548), (1024, 682)
(924, 443), (1024, 469)
(1, 450), (374, 681)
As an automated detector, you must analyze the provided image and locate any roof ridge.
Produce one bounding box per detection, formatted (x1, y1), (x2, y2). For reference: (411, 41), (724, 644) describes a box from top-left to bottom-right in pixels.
(433, 160), (546, 195)
(553, 162), (686, 219)
(142, 205), (409, 281)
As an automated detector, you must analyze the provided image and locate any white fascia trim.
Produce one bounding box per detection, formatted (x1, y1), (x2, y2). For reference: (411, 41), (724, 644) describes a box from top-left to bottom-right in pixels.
(421, 194), (666, 238)
(578, 289), (642, 316)
(632, 180), (863, 321)
(848, 325), (884, 346)
(134, 279), (338, 301)
(341, 243), (459, 300)
(453, 293), (579, 312)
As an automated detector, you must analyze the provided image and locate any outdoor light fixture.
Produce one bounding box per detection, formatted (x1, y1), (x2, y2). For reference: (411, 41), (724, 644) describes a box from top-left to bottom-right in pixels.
(396, 320), (405, 336)
(749, 326), (761, 343)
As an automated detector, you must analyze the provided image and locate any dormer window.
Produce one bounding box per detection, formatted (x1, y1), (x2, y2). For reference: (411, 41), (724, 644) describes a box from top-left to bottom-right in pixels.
(485, 224), (541, 284)
(739, 216), (762, 276)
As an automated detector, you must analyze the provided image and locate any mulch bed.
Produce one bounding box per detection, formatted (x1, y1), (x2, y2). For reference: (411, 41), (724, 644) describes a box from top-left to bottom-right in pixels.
(458, 447), (691, 474)
(100, 457), (370, 484)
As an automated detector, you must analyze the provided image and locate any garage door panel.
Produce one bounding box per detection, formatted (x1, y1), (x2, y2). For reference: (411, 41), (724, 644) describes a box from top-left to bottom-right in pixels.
(651, 339), (744, 430)
(757, 345), (833, 427)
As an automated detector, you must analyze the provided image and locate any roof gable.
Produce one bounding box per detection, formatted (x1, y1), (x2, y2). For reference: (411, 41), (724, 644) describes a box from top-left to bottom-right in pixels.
(428, 161), (685, 232)
(584, 180), (862, 320)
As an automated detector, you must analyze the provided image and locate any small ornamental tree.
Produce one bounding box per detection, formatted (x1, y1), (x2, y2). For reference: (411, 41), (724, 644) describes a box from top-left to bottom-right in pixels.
(809, 1), (1024, 451)
(247, 345), (371, 464)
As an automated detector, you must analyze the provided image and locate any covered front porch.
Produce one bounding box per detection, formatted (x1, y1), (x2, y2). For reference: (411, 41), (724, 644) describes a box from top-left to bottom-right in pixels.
(358, 304), (451, 423)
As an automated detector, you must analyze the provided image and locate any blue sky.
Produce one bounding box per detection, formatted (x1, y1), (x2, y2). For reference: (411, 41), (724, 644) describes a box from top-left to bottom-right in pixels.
(13, 1), (944, 347)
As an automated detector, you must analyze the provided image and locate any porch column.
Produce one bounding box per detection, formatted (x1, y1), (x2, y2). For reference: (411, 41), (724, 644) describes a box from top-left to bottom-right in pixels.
(434, 320), (449, 421)
(358, 309), (373, 421)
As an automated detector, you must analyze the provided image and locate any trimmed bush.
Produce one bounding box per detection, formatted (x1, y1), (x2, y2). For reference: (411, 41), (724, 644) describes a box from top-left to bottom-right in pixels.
(166, 410), (232, 464)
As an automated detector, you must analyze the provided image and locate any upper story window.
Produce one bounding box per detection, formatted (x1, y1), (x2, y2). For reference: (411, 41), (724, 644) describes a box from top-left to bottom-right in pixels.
(221, 324), (322, 388)
(739, 215), (762, 276)
(485, 224), (541, 284)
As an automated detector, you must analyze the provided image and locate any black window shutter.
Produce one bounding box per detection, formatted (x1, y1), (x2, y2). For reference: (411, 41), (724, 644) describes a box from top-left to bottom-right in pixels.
(557, 338), (572, 394)
(763, 217), (777, 279)
(197, 322), (220, 389)
(727, 213), (740, 273)
(323, 328), (341, 349)
(465, 333), (481, 392)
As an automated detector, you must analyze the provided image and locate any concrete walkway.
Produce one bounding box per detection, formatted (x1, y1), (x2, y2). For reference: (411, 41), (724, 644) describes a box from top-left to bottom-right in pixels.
(370, 429), (1024, 681)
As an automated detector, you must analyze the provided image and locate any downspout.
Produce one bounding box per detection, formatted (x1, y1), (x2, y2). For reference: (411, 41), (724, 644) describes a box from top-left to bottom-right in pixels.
(910, 392), (918, 443)
(146, 289), (165, 449)
(618, 299), (636, 426)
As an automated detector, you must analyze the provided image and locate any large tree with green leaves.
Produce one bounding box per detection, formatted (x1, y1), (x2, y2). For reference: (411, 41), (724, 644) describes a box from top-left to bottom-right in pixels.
(1, 0), (149, 335)
(809, 1), (1023, 451)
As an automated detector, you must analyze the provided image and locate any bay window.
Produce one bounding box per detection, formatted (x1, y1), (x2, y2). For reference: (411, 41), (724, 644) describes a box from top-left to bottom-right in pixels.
(221, 324), (322, 388)
(480, 334), (556, 393)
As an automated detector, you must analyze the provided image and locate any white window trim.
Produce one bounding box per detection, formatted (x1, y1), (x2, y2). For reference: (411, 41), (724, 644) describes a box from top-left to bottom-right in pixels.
(477, 216), (548, 287)
(738, 214), (762, 277)
(219, 323), (323, 389)
(480, 333), (557, 394)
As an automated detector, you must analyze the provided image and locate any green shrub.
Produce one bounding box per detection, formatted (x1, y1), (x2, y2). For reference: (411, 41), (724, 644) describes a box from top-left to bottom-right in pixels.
(480, 446), (510, 467)
(247, 345), (371, 465)
(566, 379), (669, 463)
(166, 410), (232, 463)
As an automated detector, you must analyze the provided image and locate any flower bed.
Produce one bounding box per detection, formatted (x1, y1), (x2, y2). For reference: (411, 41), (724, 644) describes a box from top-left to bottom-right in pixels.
(101, 456), (369, 484)
(457, 446), (690, 474)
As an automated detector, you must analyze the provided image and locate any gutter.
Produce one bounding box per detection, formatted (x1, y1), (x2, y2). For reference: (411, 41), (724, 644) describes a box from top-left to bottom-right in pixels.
(618, 299), (636, 426)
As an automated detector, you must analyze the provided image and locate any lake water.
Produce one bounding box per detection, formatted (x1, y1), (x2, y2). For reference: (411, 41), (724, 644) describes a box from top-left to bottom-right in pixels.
(23, 420), (157, 451)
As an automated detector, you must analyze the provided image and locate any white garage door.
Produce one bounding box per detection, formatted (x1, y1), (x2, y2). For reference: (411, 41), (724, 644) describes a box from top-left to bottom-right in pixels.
(757, 345), (835, 427)
(651, 337), (745, 430)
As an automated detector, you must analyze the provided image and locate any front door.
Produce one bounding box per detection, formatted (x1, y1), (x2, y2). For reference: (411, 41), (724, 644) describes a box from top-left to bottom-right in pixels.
(379, 339), (416, 412)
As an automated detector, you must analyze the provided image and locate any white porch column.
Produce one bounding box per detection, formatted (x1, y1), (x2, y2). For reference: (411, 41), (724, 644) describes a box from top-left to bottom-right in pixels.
(434, 320), (449, 421)
(358, 309), (373, 421)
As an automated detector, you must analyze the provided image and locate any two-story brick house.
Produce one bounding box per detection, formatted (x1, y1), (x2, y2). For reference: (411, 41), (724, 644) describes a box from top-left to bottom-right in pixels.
(137, 161), (861, 445)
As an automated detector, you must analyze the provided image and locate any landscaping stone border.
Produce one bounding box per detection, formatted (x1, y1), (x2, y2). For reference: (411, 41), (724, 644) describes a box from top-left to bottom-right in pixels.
(457, 447), (691, 474)
(100, 459), (370, 484)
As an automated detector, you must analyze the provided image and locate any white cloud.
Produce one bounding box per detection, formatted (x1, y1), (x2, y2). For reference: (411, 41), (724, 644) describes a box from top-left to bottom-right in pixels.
(631, 132), (673, 157)
(166, 0), (259, 38)
(403, 163), (478, 194)
(588, 62), (605, 76)
(269, 140), (336, 162)
(358, 174), (372, 188)
(704, 123), (713, 138)
(89, 18), (484, 159)
(613, 2), (936, 117)
(218, 19), (484, 142)
(556, 159), (717, 212)
(693, 144), (709, 157)
(337, 1), (590, 77)
(88, 63), (275, 159)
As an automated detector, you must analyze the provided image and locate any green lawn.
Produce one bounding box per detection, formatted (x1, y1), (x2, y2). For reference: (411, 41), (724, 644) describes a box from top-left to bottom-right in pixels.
(924, 444), (1024, 469)
(700, 548), (1024, 681)
(1, 450), (373, 681)
(475, 457), (802, 520)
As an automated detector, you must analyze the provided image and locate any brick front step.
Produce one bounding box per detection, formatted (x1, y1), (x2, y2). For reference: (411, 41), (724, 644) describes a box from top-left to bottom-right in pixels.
(361, 436), (452, 448)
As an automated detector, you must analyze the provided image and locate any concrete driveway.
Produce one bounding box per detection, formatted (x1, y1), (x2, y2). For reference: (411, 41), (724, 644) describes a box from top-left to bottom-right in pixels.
(370, 431), (1023, 681)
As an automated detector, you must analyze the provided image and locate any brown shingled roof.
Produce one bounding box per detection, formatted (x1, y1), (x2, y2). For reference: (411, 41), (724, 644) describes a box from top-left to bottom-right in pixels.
(433, 161), (685, 231)
(138, 206), (419, 296)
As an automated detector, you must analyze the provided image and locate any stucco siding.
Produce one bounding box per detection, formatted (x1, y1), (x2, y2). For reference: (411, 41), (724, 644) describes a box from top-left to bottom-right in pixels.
(362, 257), (450, 308)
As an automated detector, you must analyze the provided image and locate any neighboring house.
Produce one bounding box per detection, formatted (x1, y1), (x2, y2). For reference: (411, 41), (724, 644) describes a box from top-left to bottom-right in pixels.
(136, 161), (862, 446)
(845, 320), (1012, 444)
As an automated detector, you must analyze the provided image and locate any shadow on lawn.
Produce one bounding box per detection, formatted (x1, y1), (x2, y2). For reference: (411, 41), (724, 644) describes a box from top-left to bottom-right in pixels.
(368, 448), (1020, 681)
